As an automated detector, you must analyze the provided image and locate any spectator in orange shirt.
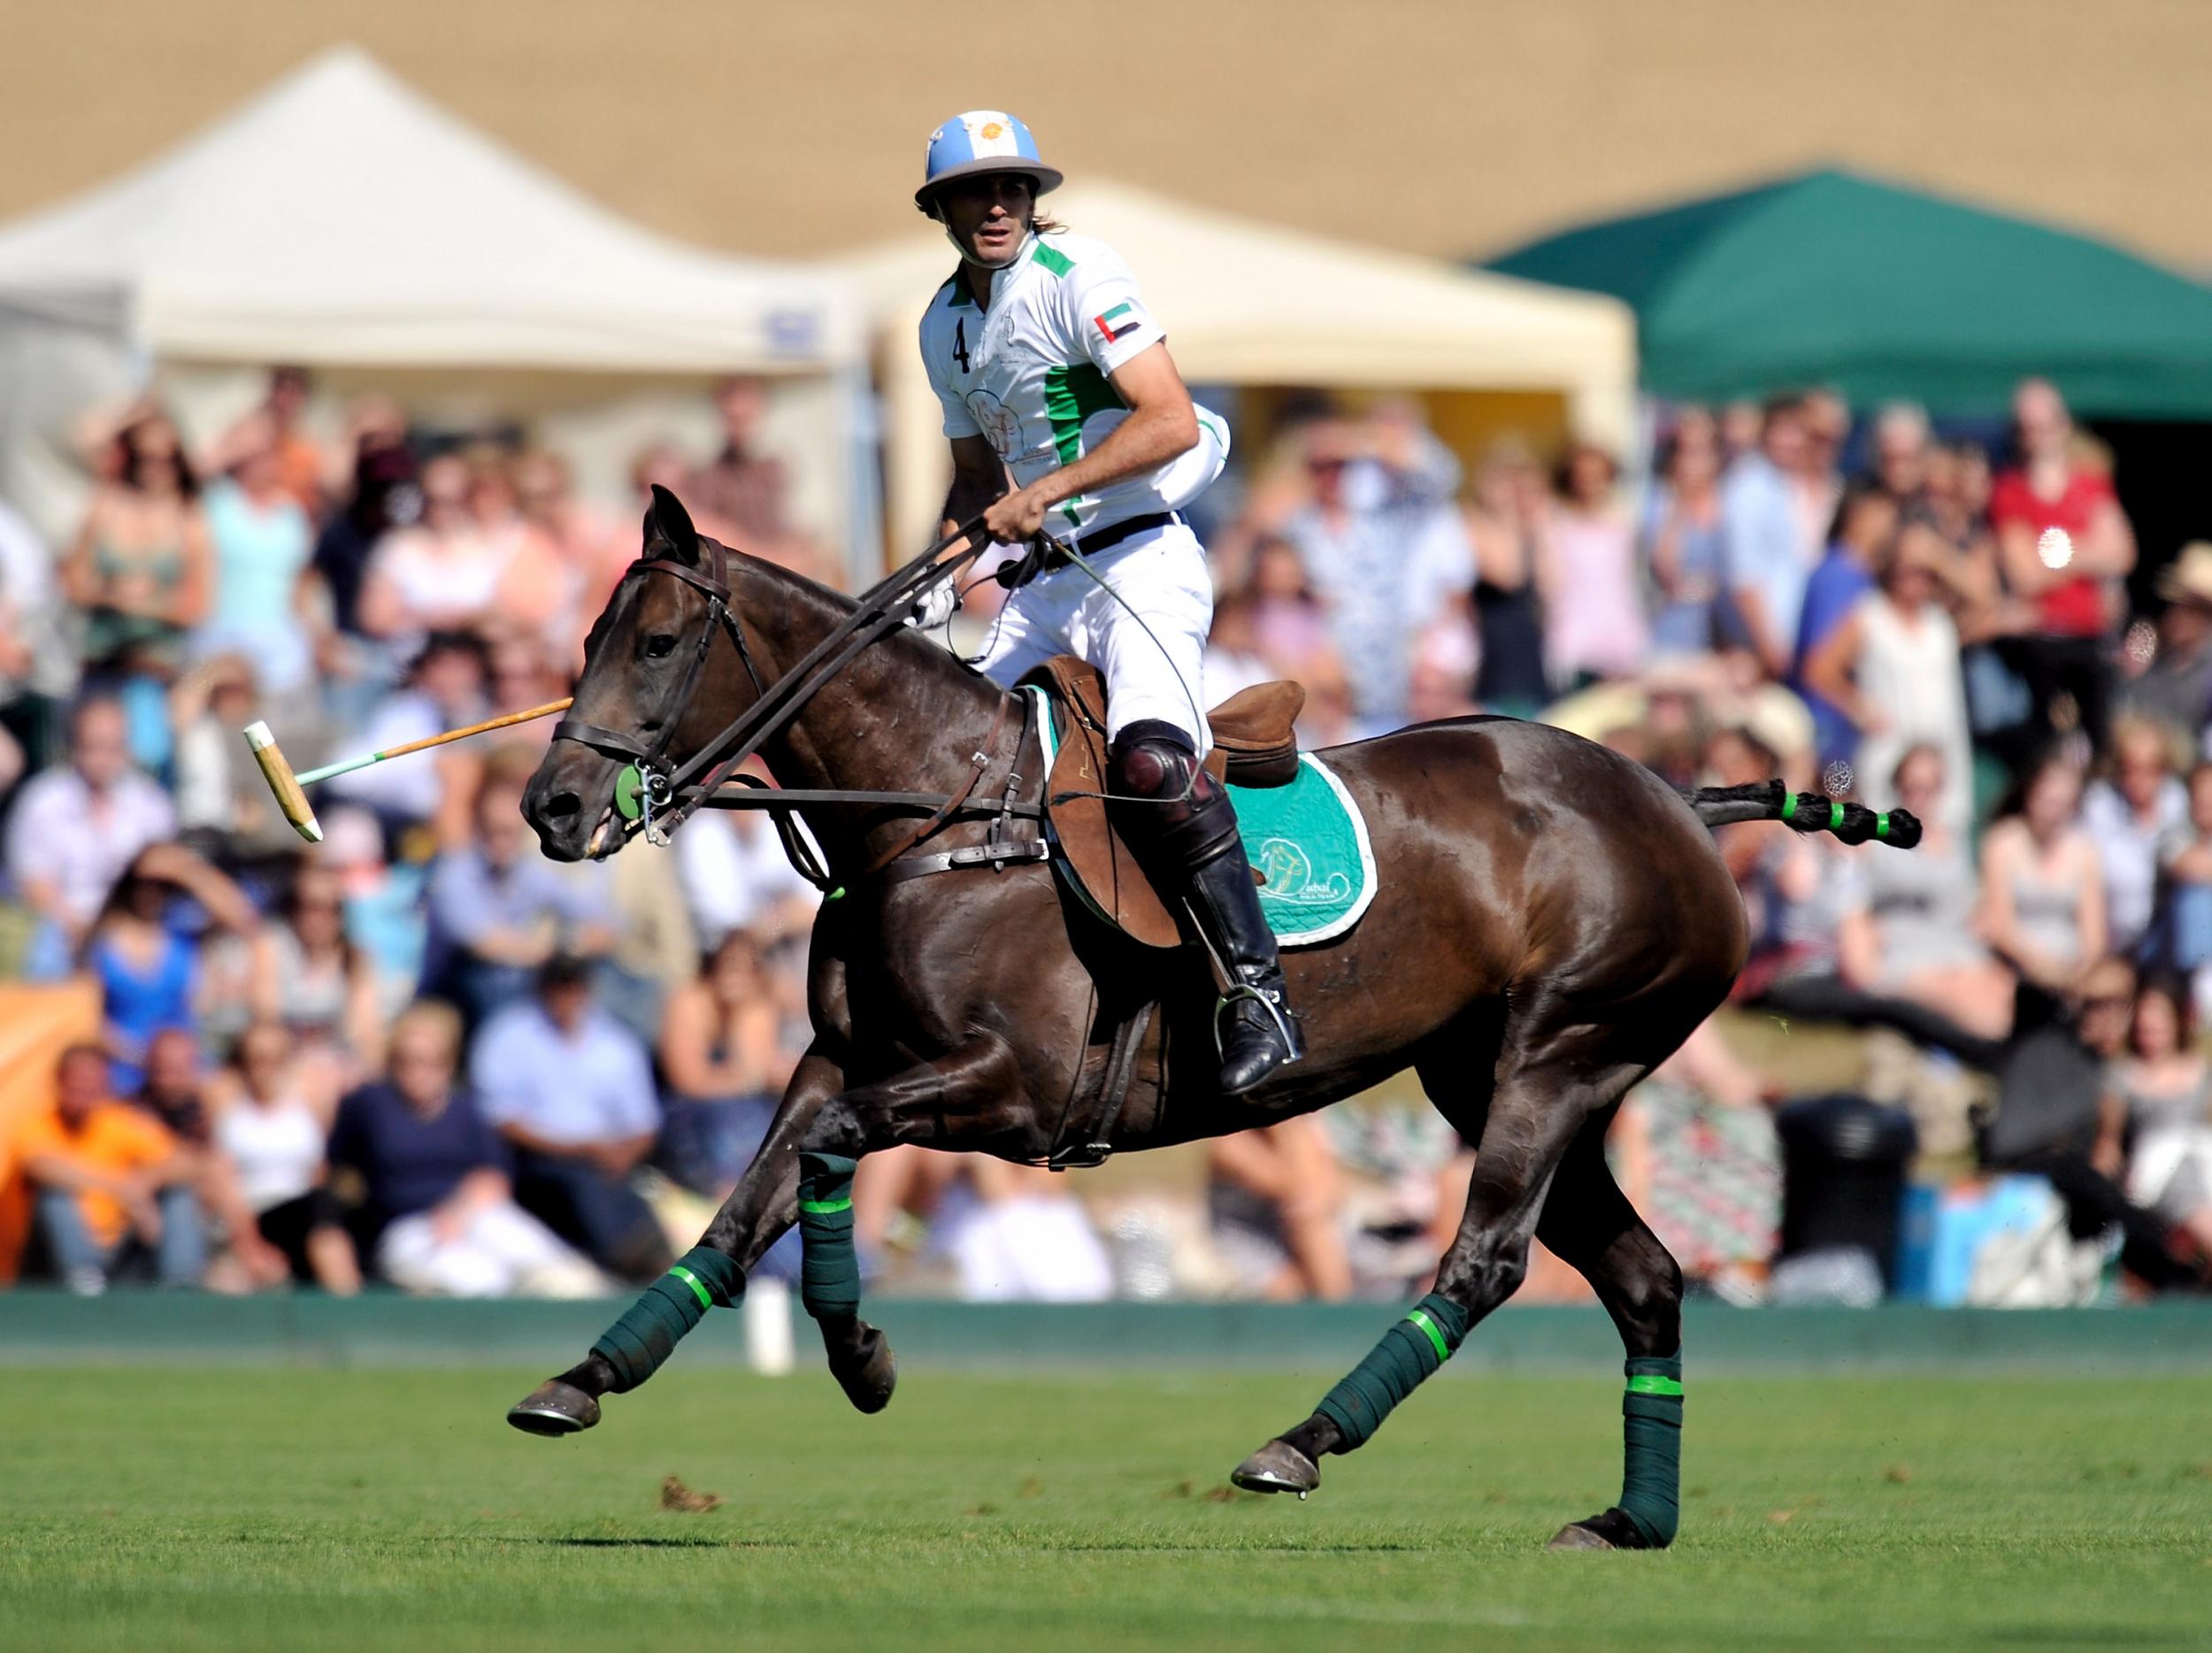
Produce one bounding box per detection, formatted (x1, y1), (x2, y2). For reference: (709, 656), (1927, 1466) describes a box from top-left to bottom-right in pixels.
(20, 1043), (205, 1292)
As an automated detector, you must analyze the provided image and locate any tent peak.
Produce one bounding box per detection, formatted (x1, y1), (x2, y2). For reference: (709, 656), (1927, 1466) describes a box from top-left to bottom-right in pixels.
(0, 45), (855, 373)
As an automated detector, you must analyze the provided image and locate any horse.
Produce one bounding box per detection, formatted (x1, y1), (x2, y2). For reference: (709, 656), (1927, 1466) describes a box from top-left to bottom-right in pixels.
(505, 488), (1904, 1549)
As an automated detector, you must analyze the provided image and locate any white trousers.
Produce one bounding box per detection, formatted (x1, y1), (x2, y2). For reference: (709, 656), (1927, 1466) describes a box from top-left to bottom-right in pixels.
(2130, 1126), (2212, 1224)
(378, 1201), (603, 1298)
(974, 524), (1214, 750)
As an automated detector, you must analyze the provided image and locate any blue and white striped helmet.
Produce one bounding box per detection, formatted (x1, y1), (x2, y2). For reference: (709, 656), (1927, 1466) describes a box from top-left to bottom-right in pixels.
(914, 111), (1064, 214)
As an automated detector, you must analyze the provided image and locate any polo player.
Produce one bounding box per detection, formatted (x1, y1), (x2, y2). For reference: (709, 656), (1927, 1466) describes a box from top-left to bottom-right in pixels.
(911, 108), (1302, 1096)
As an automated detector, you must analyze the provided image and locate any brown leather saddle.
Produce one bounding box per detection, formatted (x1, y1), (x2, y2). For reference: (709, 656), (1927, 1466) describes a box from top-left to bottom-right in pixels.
(1020, 654), (1304, 950)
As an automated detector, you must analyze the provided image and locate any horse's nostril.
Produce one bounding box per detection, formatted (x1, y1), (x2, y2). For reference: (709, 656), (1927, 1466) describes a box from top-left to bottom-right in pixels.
(541, 790), (582, 825)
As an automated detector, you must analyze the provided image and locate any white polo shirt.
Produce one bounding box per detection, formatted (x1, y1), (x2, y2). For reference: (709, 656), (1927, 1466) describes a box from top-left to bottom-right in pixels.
(3, 765), (176, 931)
(919, 233), (1228, 540)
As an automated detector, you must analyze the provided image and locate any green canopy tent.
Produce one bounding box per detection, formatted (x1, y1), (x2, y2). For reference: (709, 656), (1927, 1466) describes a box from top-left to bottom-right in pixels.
(1485, 168), (2212, 418)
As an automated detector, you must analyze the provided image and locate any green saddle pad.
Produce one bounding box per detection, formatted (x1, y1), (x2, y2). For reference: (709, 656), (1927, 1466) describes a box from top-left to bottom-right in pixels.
(1230, 755), (1378, 946)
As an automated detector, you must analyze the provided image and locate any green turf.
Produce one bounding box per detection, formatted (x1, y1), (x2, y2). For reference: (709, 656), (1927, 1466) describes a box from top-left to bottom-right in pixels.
(3, 1366), (2208, 1651)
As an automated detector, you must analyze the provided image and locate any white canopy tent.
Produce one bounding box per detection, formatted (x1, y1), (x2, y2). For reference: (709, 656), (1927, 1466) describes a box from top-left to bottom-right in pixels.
(0, 46), (869, 573)
(834, 181), (1637, 551)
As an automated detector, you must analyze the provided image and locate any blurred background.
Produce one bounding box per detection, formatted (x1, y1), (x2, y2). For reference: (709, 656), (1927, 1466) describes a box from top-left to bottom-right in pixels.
(4, 1), (2212, 1315)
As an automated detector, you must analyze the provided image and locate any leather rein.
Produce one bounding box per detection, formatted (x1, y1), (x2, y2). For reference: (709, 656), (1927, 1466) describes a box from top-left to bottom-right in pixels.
(549, 520), (1048, 888)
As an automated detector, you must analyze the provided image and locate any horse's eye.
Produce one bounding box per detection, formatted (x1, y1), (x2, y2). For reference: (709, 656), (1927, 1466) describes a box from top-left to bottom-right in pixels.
(645, 635), (678, 660)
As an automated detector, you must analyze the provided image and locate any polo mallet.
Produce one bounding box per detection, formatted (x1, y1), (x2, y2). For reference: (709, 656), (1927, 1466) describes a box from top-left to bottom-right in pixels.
(242, 699), (573, 843)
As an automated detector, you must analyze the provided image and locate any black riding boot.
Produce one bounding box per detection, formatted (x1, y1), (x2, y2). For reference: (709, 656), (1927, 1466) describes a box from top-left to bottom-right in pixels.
(1184, 835), (1306, 1095)
(1107, 719), (1304, 1096)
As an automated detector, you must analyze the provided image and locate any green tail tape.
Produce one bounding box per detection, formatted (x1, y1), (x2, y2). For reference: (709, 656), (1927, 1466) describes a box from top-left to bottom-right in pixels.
(1828, 800), (1845, 831)
(798, 1151), (861, 1321)
(1876, 811), (1891, 841)
(1778, 792), (1797, 822)
(589, 1245), (745, 1393)
(1314, 1293), (1470, 1451)
(1618, 1353), (1683, 1547)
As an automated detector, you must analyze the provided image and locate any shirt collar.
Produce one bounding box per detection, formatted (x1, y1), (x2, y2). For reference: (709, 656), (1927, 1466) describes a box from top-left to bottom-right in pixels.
(949, 234), (1036, 311)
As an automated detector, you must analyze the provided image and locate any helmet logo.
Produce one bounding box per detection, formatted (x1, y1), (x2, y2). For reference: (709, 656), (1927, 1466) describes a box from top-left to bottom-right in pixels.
(979, 120), (1005, 140)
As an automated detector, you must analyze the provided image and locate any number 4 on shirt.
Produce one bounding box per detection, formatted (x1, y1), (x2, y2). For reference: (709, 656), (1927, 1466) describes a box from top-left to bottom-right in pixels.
(951, 318), (972, 374)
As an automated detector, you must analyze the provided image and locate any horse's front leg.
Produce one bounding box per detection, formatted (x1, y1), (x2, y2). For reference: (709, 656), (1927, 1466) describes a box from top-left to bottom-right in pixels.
(505, 1046), (845, 1436)
(507, 1039), (1023, 1437)
(785, 1036), (1026, 1411)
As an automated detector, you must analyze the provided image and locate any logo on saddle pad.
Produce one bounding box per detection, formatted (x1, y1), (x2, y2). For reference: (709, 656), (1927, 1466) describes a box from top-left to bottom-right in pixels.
(1231, 757), (1378, 946)
(1256, 836), (1355, 907)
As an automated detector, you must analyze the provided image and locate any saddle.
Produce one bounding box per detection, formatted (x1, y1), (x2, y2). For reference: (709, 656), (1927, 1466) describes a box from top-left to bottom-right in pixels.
(1021, 655), (1304, 950)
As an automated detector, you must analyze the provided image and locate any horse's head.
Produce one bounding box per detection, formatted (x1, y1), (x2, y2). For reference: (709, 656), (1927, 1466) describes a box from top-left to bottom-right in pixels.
(522, 485), (760, 861)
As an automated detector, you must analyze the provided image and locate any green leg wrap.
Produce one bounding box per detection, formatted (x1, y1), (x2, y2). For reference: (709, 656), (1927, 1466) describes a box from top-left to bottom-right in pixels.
(1314, 1292), (1471, 1451)
(589, 1244), (746, 1394)
(797, 1151), (860, 1321)
(1619, 1353), (1684, 1547)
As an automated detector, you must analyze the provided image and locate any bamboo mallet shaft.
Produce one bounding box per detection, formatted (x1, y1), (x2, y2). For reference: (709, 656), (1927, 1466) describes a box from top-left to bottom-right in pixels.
(242, 697), (574, 845)
(290, 698), (574, 785)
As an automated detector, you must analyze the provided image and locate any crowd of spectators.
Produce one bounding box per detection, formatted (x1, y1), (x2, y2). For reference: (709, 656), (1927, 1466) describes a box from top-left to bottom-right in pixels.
(4, 363), (2210, 1303)
(1, 372), (831, 1297)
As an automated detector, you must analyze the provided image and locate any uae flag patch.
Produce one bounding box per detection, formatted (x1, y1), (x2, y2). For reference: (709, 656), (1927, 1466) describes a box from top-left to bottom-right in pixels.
(1093, 302), (1141, 344)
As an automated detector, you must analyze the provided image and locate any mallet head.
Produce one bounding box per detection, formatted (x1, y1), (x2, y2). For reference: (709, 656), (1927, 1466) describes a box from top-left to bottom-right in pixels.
(242, 720), (323, 843)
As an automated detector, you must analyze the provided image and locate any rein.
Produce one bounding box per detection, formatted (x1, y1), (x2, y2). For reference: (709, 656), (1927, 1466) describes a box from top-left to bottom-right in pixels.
(555, 518), (1043, 880)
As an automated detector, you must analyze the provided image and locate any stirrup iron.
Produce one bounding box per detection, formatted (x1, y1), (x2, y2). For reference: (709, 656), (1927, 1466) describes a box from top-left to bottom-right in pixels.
(1213, 979), (1299, 1062)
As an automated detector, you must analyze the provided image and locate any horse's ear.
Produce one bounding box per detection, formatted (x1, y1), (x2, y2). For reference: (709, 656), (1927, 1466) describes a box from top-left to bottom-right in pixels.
(643, 483), (700, 565)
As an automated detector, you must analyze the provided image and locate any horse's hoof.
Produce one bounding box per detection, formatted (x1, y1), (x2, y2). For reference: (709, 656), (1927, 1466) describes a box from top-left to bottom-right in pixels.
(832, 1322), (897, 1416)
(506, 1380), (601, 1437)
(1548, 1522), (1615, 1550)
(1229, 1440), (1320, 1497)
(1548, 1508), (1650, 1550)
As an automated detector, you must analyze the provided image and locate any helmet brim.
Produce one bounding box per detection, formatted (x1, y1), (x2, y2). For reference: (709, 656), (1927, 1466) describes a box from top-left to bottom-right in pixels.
(914, 158), (1064, 213)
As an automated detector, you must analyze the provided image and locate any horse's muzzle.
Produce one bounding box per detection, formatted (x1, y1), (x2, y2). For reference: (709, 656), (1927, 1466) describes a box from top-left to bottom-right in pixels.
(522, 743), (625, 863)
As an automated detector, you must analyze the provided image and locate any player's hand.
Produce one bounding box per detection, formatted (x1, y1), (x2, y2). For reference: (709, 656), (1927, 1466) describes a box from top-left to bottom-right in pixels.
(907, 579), (960, 631)
(982, 485), (1052, 544)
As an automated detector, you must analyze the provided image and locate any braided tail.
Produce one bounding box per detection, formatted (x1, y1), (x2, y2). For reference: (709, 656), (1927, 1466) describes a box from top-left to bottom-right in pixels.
(1682, 779), (1921, 849)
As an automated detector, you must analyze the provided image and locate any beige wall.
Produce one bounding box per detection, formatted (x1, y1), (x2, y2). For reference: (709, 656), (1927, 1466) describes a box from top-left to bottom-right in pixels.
(5, 1), (2209, 270)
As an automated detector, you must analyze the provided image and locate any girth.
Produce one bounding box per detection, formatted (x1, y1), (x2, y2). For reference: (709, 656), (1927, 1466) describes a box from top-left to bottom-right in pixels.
(1034, 1000), (1156, 1172)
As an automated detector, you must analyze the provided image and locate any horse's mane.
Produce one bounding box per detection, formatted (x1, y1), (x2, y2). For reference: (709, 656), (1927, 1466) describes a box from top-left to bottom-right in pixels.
(578, 526), (1005, 719)
(714, 537), (1005, 707)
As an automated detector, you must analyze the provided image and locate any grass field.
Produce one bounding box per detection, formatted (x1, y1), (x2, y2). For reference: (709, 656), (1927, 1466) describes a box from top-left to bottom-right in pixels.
(3, 1365), (2208, 1651)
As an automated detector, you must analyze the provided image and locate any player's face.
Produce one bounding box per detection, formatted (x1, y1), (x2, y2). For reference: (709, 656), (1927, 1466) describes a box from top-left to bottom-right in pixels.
(938, 174), (1035, 266)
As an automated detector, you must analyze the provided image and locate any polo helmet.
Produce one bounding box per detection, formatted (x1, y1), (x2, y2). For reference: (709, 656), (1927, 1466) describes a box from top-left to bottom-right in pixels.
(915, 111), (1064, 214)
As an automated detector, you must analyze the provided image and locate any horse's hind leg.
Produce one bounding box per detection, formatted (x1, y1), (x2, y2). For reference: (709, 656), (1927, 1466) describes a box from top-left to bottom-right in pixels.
(1533, 1117), (1686, 1551)
(1233, 1008), (1611, 1495)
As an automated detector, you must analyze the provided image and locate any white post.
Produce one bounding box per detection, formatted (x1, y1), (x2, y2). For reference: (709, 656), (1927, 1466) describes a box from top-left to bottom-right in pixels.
(742, 1277), (795, 1376)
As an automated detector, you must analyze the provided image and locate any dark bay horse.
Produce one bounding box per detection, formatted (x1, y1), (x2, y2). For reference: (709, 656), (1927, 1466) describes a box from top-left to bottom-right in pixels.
(508, 489), (1894, 1549)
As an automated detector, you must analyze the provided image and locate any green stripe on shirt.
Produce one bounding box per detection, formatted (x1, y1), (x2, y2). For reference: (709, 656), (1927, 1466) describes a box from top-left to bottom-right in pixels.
(1041, 363), (1126, 465)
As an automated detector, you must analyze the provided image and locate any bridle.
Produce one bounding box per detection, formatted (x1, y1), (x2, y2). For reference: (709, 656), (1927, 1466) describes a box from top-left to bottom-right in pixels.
(550, 516), (1037, 871)
(550, 533), (767, 837)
